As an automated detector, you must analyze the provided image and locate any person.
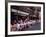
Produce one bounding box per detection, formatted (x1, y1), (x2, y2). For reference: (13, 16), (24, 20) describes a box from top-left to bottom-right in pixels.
(11, 20), (17, 31)
(16, 23), (21, 31)
(24, 16), (29, 23)
(17, 19), (24, 31)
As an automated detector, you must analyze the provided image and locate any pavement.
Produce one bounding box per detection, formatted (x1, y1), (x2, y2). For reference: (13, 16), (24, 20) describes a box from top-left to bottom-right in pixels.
(24, 21), (41, 31)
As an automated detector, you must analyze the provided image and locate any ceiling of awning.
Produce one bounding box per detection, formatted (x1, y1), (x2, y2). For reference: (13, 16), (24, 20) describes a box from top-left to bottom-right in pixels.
(11, 6), (41, 13)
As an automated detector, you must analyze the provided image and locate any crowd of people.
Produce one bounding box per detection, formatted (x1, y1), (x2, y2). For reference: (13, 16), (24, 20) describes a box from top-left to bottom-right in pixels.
(11, 15), (41, 31)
